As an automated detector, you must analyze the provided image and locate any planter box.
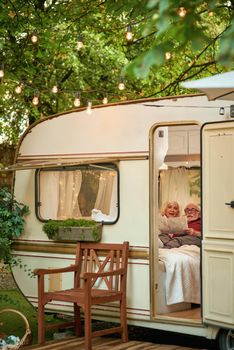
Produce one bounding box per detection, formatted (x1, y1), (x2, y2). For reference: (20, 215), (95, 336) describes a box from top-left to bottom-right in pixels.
(56, 223), (102, 242)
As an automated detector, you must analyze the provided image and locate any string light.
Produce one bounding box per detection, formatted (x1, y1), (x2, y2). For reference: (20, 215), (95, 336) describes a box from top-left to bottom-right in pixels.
(165, 52), (172, 60)
(15, 84), (23, 94)
(51, 84), (58, 93)
(0, 64), (4, 78)
(126, 25), (133, 41)
(102, 96), (108, 104)
(86, 100), (92, 114)
(178, 7), (187, 17)
(5, 76), (130, 109)
(31, 32), (38, 43)
(208, 11), (214, 16)
(77, 35), (84, 50)
(118, 78), (125, 90)
(32, 93), (39, 105)
(74, 92), (81, 107)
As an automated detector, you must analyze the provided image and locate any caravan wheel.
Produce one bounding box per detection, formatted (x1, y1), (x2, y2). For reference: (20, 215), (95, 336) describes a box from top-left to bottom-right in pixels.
(219, 329), (234, 350)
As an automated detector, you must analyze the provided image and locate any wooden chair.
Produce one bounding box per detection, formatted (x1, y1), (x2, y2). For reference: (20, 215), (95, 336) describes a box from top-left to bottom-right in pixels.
(34, 241), (129, 350)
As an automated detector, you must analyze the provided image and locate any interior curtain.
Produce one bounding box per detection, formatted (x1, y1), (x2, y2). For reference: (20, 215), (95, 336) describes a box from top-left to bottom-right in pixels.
(40, 171), (60, 220)
(108, 172), (118, 219)
(57, 170), (82, 219)
(94, 171), (115, 215)
(159, 167), (190, 213)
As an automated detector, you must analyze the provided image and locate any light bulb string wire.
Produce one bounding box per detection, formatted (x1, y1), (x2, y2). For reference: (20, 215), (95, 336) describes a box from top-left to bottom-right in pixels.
(0, 76), (138, 105)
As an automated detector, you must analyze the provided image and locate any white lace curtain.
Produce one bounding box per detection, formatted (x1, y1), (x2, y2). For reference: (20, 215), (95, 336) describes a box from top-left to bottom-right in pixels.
(159, 167), (190, 213)
(57, 170), (82, 219)
(94, 170), (116, 215)
(39, 169), (116, 220)
(40, 170), (82, 220)
(39, 171), (60, 219)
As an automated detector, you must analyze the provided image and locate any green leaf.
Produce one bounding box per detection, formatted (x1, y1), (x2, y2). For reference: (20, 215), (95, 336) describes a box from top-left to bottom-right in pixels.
(159, 0), (170, 14)
(147, 0), (159, 9)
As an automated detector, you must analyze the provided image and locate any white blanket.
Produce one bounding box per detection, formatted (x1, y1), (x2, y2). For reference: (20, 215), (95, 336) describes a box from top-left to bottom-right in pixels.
(158, 245), (200, 305)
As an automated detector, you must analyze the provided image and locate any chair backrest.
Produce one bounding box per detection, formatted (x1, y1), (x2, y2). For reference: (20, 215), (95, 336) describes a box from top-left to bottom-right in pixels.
(74, 242), (129, 291)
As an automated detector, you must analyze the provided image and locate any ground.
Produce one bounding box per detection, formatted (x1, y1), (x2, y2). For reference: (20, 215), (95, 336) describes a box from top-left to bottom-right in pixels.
(0, 267), (219, 349)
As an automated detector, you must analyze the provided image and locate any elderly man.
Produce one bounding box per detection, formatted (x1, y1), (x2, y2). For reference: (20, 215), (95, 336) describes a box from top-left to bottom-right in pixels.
(184, 203), (201, 237)
(159, 203), (201, 249)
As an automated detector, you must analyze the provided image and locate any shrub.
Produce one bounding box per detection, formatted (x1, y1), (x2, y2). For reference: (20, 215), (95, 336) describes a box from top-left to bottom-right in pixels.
(0, 187), (29, 264)
(43, 218), (99, 240)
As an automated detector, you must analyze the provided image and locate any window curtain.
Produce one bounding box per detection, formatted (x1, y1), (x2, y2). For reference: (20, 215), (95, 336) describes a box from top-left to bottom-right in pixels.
(57, 170), (82, 219)
(40, 171), (60, 220)
(94, 171), (115, 215)
(159, 167), (190, 213)
(108, 172), (118, 219)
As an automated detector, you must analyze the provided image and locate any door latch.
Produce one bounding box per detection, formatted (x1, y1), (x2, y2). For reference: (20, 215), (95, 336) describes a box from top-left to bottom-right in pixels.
(225, 201), (234, 208)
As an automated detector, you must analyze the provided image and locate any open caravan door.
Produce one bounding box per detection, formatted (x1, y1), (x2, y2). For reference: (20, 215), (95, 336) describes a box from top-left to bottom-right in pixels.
(202, 120), (234, 349)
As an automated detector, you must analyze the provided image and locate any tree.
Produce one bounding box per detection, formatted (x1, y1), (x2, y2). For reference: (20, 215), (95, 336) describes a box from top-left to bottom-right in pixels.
(107, 1), (234, 77)
(0, 0), (233, 145)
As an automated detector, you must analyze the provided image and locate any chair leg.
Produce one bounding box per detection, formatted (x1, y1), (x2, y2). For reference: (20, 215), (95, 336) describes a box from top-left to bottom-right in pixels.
(84, 307), (92, 350)
(120, 299), (128, 342)
(74, 303), (82, 337)
(38, 301), (45, 344)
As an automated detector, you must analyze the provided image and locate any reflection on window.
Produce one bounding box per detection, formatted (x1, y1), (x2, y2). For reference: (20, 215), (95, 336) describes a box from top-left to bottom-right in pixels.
(36, 164), (118, 223)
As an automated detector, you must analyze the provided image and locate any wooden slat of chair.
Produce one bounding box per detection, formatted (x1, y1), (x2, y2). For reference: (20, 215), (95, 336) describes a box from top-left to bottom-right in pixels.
(115, 250), (120, 291)
(34, 241), (129, 350)
(89, 250), (111, 288)
(83, 248), (88, 275)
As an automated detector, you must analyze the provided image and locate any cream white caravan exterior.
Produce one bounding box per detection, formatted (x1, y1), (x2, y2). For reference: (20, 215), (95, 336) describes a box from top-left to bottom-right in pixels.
(10, 94), (234, 349)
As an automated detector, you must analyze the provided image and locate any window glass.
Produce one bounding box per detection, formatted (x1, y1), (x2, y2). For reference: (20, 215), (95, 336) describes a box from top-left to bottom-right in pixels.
(36, 164), (118, 223)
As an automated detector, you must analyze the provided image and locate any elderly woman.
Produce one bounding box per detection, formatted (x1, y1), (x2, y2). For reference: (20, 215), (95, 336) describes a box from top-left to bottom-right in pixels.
(161, 201), (180, 218)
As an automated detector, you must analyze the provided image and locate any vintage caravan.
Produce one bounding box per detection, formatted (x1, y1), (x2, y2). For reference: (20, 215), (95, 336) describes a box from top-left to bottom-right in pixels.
(9, 93), (234, 349)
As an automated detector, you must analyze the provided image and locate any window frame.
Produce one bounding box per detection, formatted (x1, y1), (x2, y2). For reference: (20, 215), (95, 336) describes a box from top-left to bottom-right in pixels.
(35, 163), (120, 225)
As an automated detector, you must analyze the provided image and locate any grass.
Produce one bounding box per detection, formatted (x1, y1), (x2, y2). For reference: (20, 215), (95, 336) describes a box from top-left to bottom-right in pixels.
(0, 289), (68, 345)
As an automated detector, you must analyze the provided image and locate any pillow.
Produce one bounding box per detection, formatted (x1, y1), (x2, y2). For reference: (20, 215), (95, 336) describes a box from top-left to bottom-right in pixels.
(158, 215), (188, 234)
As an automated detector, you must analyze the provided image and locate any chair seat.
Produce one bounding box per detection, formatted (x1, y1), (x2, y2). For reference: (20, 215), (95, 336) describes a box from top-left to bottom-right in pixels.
(45, 288), (122, 305)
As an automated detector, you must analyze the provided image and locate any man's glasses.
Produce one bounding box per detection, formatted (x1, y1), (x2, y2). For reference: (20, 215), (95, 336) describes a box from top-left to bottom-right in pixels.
(184, 208), (199, 214)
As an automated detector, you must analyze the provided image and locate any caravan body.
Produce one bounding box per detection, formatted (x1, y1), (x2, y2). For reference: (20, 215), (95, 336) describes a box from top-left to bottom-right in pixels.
(11, 94), (234, 348)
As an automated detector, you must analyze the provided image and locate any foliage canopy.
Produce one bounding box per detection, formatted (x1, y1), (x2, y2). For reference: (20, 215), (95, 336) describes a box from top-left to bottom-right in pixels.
(0, 0), (233, 144)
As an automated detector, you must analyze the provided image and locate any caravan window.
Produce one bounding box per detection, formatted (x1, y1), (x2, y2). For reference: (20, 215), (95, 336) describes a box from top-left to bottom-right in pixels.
(35, 164), (119, 223)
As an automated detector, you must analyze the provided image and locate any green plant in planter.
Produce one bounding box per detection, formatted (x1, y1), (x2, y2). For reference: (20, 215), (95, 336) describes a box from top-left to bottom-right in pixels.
(0, 187), (29, 264)
(43, 218), (102, 242)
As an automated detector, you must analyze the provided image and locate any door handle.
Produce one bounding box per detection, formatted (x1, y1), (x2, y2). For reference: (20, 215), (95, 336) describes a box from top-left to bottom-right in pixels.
(225, 201), (234, 208)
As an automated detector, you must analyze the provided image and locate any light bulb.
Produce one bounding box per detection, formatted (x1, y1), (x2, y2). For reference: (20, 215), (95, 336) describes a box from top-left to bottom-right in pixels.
(77, 35), (84, 50)
(51, 85), (58, 93)
(86, 100), (92, 114)
(15, 85), (22, 94)
(31, 33), (38, 43)
(74, 93), (81, 107)
(208, 11), (214, 16)
(118, 80), (125, 90)
(0, 65), (4, 78)
(102, 96), (108, 104)
(165, 52), (172, 60)
(126, 25), (133, 41)
(32, 95), (39, 105)
(178, 7), (187, 17)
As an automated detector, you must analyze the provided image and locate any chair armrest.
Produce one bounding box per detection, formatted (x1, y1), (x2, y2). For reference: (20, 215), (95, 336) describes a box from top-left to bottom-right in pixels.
(81, 268), (125, 279)
(33, 264), (78, 276)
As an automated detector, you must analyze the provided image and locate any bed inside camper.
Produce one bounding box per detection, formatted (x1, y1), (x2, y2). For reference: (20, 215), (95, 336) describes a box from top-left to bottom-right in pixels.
(152, 123), (201, 322)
